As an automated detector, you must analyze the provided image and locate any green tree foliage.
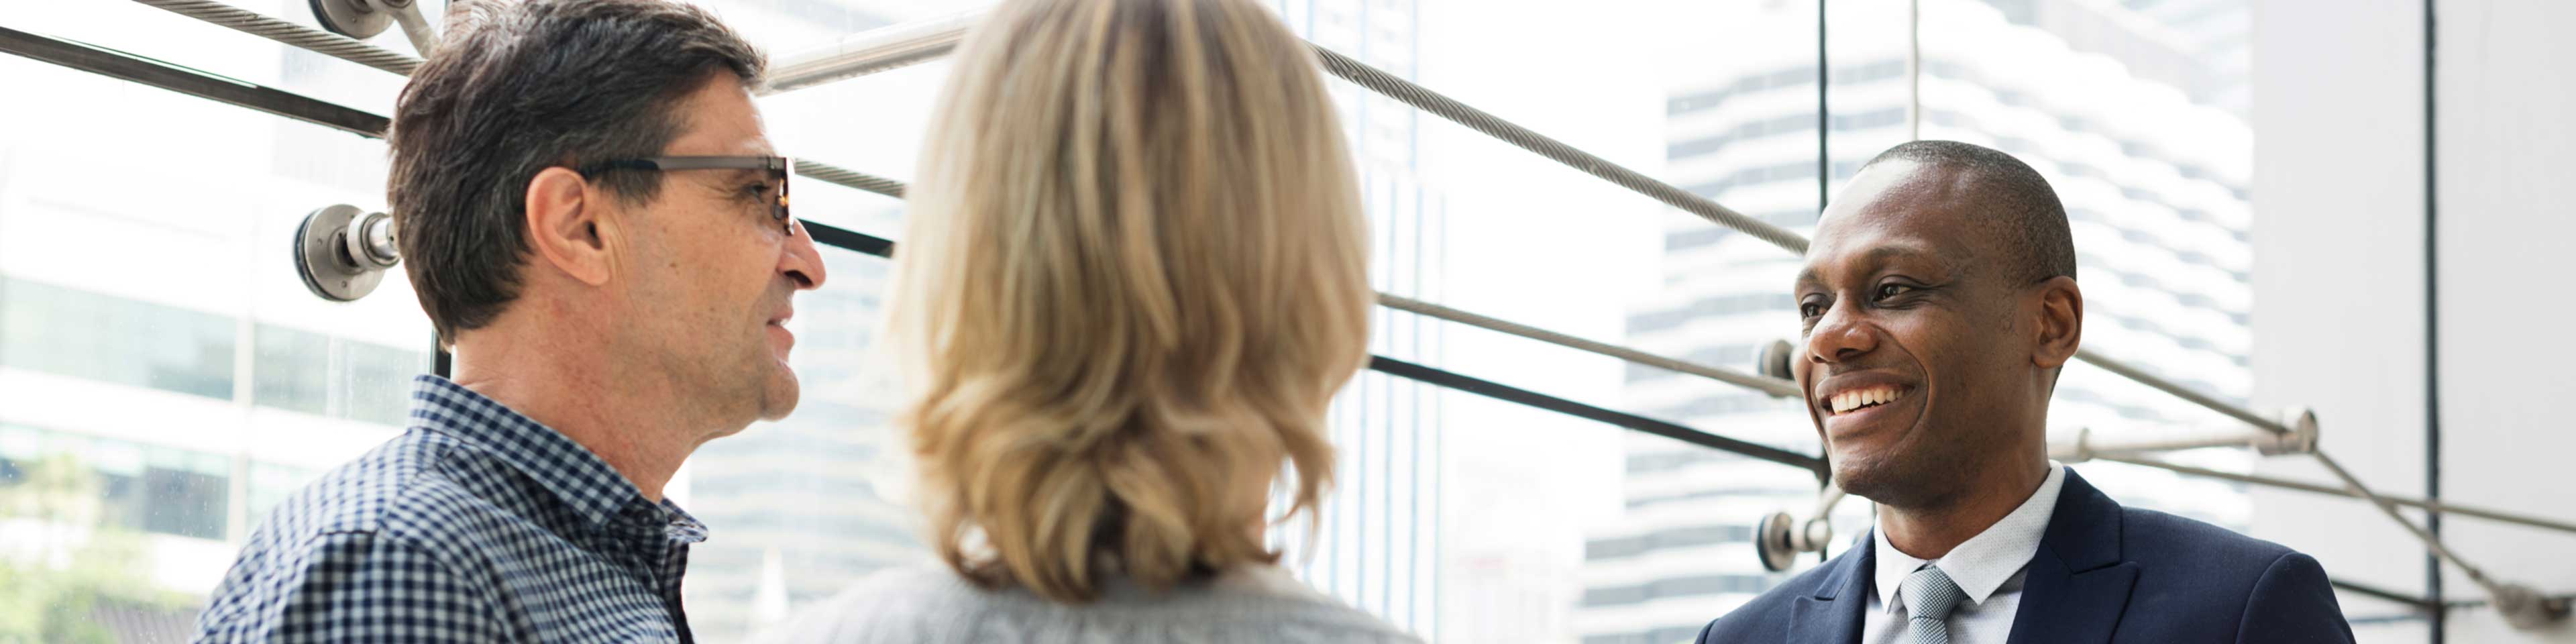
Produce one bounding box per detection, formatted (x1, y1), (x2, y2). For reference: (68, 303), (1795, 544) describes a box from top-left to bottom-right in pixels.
(0, 453), (195, 644)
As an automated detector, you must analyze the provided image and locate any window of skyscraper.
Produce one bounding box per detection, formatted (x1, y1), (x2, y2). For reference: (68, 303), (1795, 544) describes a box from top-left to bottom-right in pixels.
(251, 324), (428, 425)
(0, 276), (237, 400)
(1916, 0), (2261, 538)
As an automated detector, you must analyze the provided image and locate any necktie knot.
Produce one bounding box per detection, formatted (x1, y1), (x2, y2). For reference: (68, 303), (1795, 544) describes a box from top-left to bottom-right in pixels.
(1902, 565), (1967, 621)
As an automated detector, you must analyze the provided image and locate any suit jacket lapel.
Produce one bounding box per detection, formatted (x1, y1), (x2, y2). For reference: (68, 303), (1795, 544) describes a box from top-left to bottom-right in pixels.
(2004, 468), (2139, 644)
(1785, 533), (1874, 644)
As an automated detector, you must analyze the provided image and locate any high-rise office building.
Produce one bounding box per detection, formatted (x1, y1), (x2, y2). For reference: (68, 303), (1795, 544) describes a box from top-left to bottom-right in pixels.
(1259, 0), (1448, 639)
(668, 4), (930, 641)
(676, 223), (922, 642)
(1578, 1), (2259, 641)
(0, 6), (435, 639)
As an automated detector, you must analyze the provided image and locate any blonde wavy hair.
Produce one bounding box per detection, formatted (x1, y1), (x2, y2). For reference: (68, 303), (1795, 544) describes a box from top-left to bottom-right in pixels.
(884, 0), (1373, 603)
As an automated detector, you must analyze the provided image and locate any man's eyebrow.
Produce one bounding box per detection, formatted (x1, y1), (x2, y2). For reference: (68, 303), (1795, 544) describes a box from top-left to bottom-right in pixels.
(1860, 242), (1938, 264)
(1795, 241), (1943, 288)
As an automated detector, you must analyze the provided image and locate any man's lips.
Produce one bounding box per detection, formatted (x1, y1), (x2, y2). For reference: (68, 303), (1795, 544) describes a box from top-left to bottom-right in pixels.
(765, 309), (796, 356)
(1809, 371), (1922, 440)
(1811, 370), (1918, 413)
(765, 323), (795, 354)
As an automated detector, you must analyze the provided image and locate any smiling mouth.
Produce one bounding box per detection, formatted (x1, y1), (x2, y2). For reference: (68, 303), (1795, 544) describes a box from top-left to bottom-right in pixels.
(1823, 386), (1913, 416)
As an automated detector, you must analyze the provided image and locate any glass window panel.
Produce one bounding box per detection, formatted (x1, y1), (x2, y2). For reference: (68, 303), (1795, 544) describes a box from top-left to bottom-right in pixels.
(0, 276), (237, 400)
(244, 462), (317, 523)
(1921, 0), (2260, 530)
(142, 458), (230, 540)
(0, 0), (413, 115)
(0, 426), (29, 486)
(724, 1), (1841, 641)
(680, 245), (918, 642)
(0, 39), (433, 638)
(253, 325), (332, 416)
(254, 323), (429, 424)
(341, 339), (428, 427)
(2, 0), (2324, 641)
(1825, 0), (1917, 186)
(706, 1), (1003, 63)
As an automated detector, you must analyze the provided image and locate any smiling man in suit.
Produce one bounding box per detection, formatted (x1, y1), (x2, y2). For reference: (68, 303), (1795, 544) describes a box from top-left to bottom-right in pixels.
(1696, 140), (2354, 644)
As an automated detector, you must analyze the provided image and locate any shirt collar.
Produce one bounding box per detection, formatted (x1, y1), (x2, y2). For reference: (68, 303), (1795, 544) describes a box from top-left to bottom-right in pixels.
(408, 374), (700, 537)
(1872, 462), (2066, 612)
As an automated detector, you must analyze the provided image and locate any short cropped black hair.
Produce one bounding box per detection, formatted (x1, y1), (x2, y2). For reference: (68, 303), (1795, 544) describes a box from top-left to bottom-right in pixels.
(386, 0), (765, 344)
(1861, 140), (2077, 284)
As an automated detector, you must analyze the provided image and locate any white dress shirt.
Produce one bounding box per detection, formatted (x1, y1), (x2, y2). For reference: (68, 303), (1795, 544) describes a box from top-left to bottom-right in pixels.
(1860, 463), (2066, 644)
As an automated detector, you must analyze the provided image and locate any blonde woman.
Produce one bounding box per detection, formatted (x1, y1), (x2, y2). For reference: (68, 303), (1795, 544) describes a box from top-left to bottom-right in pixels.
(759, 0), (1414, 642)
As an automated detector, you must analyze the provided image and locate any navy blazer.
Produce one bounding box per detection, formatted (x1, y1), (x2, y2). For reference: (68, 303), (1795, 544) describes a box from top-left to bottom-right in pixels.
(1695, 468), (2355, 643)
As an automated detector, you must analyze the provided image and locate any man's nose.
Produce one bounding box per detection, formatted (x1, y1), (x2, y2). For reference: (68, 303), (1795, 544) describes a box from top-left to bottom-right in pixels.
(780, 221), (828, 290)
(1806, 301), (1876, 365)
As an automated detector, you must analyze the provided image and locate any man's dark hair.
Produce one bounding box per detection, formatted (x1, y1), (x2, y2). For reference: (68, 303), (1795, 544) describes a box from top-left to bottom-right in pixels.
(387, 0), (765, 344)
(1860, 140), (2077, 284)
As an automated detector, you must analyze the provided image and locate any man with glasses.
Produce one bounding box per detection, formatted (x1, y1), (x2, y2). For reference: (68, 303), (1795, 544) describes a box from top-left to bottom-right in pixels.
(196, 1), (824, 641)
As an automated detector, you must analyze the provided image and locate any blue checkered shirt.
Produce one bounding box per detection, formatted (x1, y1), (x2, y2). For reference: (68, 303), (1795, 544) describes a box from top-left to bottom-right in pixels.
(195, 376), (708, 643)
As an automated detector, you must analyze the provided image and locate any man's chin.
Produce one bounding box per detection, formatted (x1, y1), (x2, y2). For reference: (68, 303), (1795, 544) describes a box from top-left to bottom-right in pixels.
(1828, 451), (1904, 502)
(757, 372), (801, 421)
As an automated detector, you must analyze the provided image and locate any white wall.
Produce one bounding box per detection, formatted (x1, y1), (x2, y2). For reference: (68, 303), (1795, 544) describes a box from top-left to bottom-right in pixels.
(2249, 1), (2430, 641)
(2432, 0), (2576, 641)
(2252, 0), (2576, 641)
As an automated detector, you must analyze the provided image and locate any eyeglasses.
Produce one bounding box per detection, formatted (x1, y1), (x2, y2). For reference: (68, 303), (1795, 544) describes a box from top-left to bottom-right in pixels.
(577, 156), (796, 235)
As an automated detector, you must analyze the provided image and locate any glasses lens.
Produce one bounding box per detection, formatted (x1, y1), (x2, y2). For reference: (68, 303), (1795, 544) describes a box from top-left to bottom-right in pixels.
(774, 166), (795, 233)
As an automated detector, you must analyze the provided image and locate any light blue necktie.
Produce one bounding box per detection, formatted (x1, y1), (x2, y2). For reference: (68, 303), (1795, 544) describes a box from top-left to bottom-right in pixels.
(1901, 565), (1968, 644)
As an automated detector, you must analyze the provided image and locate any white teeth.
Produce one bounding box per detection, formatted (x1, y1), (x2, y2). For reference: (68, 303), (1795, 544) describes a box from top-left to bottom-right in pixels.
(1827, 388), (1907, 415)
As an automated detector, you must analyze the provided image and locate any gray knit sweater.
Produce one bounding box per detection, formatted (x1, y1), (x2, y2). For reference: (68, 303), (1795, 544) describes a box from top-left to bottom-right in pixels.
(753, 562), (1422, 644)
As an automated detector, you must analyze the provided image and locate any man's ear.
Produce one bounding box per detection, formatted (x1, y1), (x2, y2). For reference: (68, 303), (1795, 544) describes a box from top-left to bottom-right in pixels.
(2031, 275), (2083, 369)
(525, 167), (614, 286)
